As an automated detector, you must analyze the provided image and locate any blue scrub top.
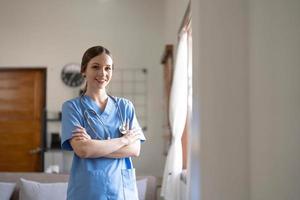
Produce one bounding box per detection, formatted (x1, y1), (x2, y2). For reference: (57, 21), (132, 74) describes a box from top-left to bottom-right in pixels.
(61, 95), (146, 200)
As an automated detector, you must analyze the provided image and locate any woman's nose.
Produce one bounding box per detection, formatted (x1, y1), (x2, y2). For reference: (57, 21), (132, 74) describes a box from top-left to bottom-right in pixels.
(96, 68), (106, 76)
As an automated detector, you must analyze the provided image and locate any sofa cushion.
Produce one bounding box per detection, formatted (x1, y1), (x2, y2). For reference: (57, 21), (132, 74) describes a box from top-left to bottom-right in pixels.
(19, 178), (68, 200)
(0, 182), (16, 200)
(137, 178), (148, 200)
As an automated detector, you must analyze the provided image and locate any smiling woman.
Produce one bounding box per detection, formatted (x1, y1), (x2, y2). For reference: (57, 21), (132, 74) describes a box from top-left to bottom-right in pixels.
(61, 45), (146, 200)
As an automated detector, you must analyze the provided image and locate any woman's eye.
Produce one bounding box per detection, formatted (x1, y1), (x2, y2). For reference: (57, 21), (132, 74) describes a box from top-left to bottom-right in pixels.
(105, 66), (112, 71)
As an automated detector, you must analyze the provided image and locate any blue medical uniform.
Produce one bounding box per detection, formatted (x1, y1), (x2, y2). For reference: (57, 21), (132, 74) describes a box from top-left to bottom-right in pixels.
(61, 95), (146, 200)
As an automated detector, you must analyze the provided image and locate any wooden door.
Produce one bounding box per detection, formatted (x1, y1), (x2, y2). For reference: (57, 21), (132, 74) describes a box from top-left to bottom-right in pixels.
(0, 69), (46, 172)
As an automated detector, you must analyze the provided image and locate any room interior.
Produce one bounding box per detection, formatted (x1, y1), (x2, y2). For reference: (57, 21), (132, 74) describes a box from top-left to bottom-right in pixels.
(1, 0), (300, 200)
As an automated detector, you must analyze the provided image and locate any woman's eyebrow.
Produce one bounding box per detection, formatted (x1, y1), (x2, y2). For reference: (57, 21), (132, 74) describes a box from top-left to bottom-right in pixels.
(90, 63), (111, 67)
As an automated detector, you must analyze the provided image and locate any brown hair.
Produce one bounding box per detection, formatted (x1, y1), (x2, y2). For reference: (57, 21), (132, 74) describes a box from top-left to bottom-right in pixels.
(80, 46), (113, 95)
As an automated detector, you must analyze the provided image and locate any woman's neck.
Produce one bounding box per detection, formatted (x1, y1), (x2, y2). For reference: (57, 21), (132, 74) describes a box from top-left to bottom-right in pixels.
(85, 89), (108, 104)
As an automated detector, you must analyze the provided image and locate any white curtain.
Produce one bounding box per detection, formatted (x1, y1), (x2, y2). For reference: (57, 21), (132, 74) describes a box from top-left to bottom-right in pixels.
(161, 32), (188, 200)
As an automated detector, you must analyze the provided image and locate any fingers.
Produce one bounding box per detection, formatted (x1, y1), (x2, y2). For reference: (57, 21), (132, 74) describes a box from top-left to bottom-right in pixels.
(129, 134), (142, 143)
(72, 133), (89, 138)
(74, 124), (84, 129)
(73, 125), (85, 131)
(72, 128), (86, 134)
(127, 128), (143, 137)
(125, 131), (140, 138)
(72, 135), (90, 141)
(72, 126), (91, 141)
(123, 131), (143, 145)
(72, 133), (86, 141)
(72, 125), (86, 134)
(72, 130), (89, 137)
(134, 132), (143, 140)
(73, 136), (86, 141)
(123, 128), (142, 135)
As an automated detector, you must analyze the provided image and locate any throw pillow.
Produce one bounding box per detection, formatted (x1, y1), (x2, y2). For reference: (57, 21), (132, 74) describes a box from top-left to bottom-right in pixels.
(0, 182), (16, 200)
(19, 178), (68, 200)
(137, 178), (148, 200)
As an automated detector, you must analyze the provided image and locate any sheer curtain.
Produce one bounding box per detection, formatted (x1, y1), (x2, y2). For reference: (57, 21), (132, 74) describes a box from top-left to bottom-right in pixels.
(161, 32), (188, 200)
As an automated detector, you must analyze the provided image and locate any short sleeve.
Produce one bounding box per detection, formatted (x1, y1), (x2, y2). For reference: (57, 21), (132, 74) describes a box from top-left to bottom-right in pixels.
(61, 101), (83, 151)
(128, 101), (146, 143)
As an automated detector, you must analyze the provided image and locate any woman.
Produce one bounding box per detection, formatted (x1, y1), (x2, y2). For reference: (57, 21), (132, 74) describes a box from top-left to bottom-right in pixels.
(61, 46), (146, 200)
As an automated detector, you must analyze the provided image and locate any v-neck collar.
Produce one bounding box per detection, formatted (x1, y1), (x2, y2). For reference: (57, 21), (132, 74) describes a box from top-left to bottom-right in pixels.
(82, 95), (113, 119)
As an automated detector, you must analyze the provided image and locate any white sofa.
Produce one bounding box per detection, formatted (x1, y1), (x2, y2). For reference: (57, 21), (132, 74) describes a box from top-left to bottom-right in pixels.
(0, 172), (158, 200)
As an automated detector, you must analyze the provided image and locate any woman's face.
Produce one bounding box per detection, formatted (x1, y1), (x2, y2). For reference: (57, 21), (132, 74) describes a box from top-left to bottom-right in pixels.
(83, 53), (113, 90)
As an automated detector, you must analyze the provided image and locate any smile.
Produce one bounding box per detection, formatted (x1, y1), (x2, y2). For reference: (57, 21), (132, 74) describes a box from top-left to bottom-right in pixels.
(95, 78), (106, 83)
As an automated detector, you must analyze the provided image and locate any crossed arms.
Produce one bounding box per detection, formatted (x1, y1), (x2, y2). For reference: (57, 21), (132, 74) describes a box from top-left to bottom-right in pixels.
(70, 125), (143, 159)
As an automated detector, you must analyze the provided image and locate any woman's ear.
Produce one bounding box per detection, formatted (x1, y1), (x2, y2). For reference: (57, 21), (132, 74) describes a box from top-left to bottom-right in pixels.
(82, 73), (86, 78)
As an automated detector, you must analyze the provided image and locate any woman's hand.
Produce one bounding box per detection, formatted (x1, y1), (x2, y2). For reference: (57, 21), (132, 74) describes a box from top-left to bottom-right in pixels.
(121, 128), (143, 145)
(72, 125), (91, 141)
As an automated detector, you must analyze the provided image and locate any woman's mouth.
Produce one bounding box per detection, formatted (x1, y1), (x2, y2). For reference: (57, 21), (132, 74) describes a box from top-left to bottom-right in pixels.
(95, 78), (106, 84)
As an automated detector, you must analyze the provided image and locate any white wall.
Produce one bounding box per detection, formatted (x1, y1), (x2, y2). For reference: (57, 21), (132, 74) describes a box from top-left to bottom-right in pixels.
(249, 0), (300, 199)
(192, 0), (250, 199)
(192, 0), (300, 200)
(163, 0), (189, 45)
(0, 0), (165, 177)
